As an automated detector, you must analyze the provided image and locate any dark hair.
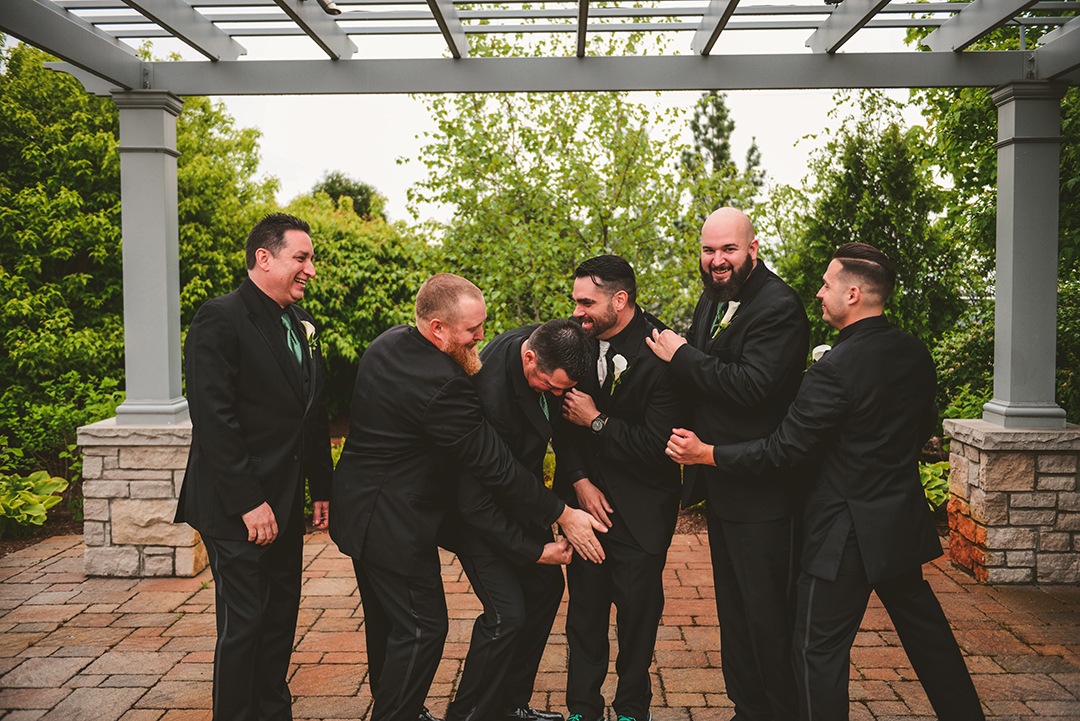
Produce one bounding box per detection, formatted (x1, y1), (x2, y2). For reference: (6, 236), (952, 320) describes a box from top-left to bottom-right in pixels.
(528, 319), (591, 382)
(573, 254), (637, 305)
(833, 242), (896, 302)
(245, 213), (311, 270)
(415, 273), (484, 325)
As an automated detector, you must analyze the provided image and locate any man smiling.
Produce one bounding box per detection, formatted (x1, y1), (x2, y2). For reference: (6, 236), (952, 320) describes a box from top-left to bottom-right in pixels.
(331, 274), (606, 721)
(648, 207), (808, 721)
(177, 212), (333, 721)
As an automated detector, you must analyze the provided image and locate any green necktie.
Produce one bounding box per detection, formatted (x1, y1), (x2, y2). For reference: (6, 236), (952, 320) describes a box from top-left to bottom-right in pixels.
(710, 301), (729, 339)
(539, 393), (549, 421)
(281, 314), (303, 364)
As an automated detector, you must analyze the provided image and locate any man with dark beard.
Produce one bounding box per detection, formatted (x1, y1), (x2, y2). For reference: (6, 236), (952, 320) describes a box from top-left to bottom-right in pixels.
(331, 274), (607, 721)
(555, 255), (683, 721)
(647, 207), (809, 721)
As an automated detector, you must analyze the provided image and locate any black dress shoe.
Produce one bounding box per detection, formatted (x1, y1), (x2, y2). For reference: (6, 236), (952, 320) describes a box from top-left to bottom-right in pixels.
(419, 707), (443, 721)
(503, 707), (564, 721)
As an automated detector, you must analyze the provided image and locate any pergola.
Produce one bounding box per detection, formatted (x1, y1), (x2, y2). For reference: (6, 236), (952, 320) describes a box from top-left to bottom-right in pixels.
(2, 0), (1078, 581)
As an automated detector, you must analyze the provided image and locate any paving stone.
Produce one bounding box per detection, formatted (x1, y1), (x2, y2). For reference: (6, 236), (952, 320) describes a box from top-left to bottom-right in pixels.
(83, 652), (184, 677)
(158, 712), (210, 721)
(0, 657), (92, 688)
(0, 688), (72, 710)
(4, 711), (47, 721)
(115, 593), (193, 615)
(287, 664), (361, 696)
(40, 687), (145, 721)
(290, 696), (372, 719)
(134, 681), (212, 710)
(38, 627), (133, 649)
(0, 634), (49, 658)
(971, 672), (1077, 700)
(160, 663), (212, 682)
(118, 711), (164, 721)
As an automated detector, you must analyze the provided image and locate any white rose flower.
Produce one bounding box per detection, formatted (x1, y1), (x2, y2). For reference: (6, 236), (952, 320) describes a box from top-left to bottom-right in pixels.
(812, 344), (831, 362)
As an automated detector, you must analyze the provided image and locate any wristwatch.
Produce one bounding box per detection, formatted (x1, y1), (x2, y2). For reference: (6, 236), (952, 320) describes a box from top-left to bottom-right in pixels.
(590, 413), (608, 434)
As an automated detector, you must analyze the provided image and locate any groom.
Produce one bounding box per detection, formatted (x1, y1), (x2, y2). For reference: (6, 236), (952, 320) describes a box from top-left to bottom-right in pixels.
(555, 255), (683, 721)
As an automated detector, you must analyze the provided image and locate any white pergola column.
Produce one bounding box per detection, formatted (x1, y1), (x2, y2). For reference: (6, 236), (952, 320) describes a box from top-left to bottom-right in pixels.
(112, 90), (189, 425)
(983, 82), (1068, 430)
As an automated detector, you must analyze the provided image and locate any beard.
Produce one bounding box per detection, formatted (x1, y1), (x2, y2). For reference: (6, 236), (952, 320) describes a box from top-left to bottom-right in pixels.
(700, 252), (754, 303)
(583, 301), (619, 339)
(445, 339), (482, 376)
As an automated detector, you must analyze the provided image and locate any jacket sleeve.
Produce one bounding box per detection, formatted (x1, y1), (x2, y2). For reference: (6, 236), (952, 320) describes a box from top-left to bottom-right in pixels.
(670, 295), (807, 408)
(305, 339), (334, 502)
(426, 376), (565, 527)
(712, 359), (849, 475)
(185, 302), (264, 516)
(457, 471), (545, 566)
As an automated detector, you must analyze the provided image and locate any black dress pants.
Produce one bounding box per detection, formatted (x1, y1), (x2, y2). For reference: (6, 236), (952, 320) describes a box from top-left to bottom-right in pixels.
(706, 512), (799, 721)
(354, 558), (449, 721)
(447, 554), (565, 721)
(203, 516), (303, 721)
(565, 518), (667, 721)
(794, 533), (984, 721)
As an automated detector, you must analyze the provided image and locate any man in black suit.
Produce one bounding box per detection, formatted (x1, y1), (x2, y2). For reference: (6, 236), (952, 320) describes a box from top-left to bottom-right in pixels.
(331, 274), (607, 721)
(555, 255), (683, 721)
(445, 319), (591, 721)
(668, 243), (984, 721)
(176, 212), (333, 721)
(647, 207), (807, 721)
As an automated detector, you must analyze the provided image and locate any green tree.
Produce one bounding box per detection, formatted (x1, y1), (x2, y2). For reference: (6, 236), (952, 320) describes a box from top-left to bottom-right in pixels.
(679, 90), (764, 211)
(409, 37), (762, 336)
(906, 21), (1080, 277)
(0, 40), (275, 474)
(284, 192), (421, 416)
(758, 92), (970, 349)
(311, 170), (386, 221)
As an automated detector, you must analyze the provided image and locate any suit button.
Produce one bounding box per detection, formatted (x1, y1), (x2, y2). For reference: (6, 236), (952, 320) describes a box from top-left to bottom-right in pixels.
(293, 455), (299, 462)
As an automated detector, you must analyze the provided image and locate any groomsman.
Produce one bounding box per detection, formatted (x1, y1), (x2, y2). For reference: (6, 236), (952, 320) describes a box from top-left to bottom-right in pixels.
(445, 319), (591, 721)
(331, 274), (606, 721)
(648, 207), (808, 721)
(556, 255), (683, 721)
(668, 243), (984, 721)
(176, 212), (333, 721)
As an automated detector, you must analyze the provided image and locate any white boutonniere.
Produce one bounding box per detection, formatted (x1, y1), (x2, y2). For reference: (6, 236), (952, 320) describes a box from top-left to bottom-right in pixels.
(300, 320), (318, 357)
(811, 344), (831, 362)
(712, 300), (742, 338)
(610, 354), (629, 394)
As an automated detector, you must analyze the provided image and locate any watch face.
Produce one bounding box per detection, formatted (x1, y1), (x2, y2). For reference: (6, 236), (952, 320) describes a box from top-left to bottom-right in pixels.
(591, 416), (605, 432)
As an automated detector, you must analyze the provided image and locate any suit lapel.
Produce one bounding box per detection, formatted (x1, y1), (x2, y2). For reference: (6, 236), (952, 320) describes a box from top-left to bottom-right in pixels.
(240, 281), (305, 404)
(511, 340), (552, 440)
(290, 306), (319, 415)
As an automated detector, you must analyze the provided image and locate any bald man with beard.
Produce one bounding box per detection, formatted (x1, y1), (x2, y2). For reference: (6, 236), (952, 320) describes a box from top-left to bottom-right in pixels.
(648, 208), (809, 721)
(331, 274), (606, 721)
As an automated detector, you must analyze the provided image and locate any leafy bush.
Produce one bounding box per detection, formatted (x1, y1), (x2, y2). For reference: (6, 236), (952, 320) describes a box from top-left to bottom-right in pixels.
(0, 471), (69, 538)
(919, 461), (950, 510)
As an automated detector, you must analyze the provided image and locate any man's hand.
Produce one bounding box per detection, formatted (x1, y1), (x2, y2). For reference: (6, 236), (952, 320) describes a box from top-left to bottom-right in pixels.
(537, 538), (573, 565)
(574, 478), (613, 528)
(557, 506), (608, 564)
(312, 500), (329, 531)
(646, 328), (687, 363)
(667, 428), (716, 466)
(242, 502), (278, 545)
(562, 388), (600, 427)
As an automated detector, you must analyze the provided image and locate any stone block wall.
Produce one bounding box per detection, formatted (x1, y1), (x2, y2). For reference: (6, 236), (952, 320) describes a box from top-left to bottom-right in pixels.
(945, 419), (1080, 584)
(77, 418), (206, 577)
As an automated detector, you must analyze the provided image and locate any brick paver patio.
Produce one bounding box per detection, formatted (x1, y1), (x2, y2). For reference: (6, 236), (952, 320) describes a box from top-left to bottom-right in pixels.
(1, 532), (1078, 720)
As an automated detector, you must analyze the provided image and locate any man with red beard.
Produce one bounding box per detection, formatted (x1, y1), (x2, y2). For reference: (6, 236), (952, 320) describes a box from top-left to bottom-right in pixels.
(648, 208), (809, 721)
(331, 273), (606, 721)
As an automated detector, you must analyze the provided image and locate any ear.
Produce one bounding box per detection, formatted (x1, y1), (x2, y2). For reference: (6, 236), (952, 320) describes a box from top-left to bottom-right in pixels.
(612, 290), (629, 312)
(254, 247), (272, 271)
(522, 348), (537, 372)
(847, 284), (862, 306)
(428, 318), (446, 346)
(748, 238), (759, 263)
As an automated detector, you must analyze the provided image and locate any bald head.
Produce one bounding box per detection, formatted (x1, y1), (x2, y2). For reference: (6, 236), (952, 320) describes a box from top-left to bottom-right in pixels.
(701, 207), (755, 249)
(699, 207), (758, 303)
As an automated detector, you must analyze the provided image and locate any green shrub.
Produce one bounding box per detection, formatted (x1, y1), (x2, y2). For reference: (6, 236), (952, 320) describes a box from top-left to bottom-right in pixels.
(920, 461), (950, 510)
(0, 471), (69, 538)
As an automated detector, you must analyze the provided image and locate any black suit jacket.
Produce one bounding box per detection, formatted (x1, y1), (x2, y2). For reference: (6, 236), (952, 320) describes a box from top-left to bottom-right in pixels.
(176, 278), (333, 540)
(444, 325), (557, 566)
(712, 316), (942, 584)
(330, 325), (565, 576)
(670, 261), (809, 522)
(553, 309), (684, 555)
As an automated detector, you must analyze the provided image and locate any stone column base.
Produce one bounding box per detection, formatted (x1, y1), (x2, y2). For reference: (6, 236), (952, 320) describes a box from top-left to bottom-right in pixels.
(77, 417), (206, 577)
(944, 419), (1080, 584)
